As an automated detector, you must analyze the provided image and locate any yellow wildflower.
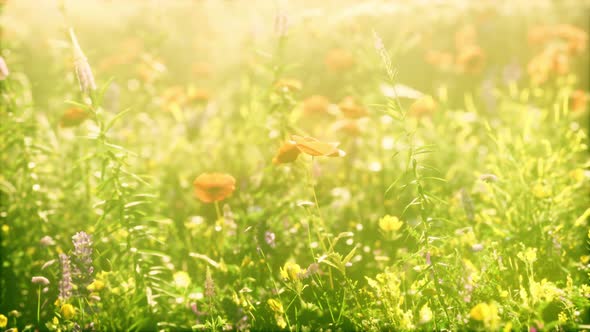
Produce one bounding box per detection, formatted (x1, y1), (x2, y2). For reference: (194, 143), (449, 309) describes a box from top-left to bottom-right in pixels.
(280, 261), (303, 281)
(470, 302), (500, 330)
(0, 314), (7, 328)
(60, 303), (76, 320)
(532, 183), (550, 198)
(267, 298), (284, 313)
(87, 279), (105, 292)
(379, 215), (403, 232)
(517, 247), (537, 264)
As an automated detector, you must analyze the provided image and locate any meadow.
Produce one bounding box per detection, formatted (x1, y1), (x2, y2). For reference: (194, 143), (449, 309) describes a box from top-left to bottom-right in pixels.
(0, 0), (589, 331)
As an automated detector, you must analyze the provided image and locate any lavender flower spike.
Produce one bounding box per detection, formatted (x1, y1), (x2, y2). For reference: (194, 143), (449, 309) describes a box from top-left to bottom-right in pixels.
(59, 253), (73, 301)
(72, 231), (94, 274)
(69, 28), (96, 94)
(71, 231), (94, 294)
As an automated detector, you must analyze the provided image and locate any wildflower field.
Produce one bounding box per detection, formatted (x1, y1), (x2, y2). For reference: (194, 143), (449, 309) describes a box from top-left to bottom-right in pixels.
(1, 0), (590, 331)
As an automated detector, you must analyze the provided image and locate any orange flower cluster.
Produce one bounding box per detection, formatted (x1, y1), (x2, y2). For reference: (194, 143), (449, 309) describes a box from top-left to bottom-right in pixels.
(528, 24), (587, 55)
(527, 48), (569, 85)
(526, 24), (588, 85)
(60, 108), (89, 127)
(425, 24), (485, 74)
(272, 135), (346, 165)
(454, 25), (485, 74)
(456, 45), (485, 74)
(570, 89), (588, 114)
(193, 173), (236, 203)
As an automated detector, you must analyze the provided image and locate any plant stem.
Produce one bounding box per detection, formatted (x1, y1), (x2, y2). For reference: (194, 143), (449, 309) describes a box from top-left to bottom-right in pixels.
(214, 201), (222, 222)
(36, 285), (41, 325)
(308, 158), (322, 220)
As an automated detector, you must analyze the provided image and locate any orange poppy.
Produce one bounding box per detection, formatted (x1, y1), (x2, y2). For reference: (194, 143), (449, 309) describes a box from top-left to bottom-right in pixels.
(324, 48), (355, 72)
(60, 108), (89, 127)
(272, 135), (346, 165)
(527, 48), (569, 85)
(554, 24), (587, 55)
(290, 135), (345, 157)
(338, 96), (368, 118)
(193, 173), (236, 203)
(272, 140), (301, 165)
(456, 45), (485, 74)
(302, 95), (331, 116)
(409, 96), (437, 118)
(570, 89), (588, 113)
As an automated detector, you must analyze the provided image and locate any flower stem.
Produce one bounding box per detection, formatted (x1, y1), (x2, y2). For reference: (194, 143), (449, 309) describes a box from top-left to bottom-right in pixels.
(36, 285), (41, 324)
(308, 158), (322, 219)
(214, 201), (222, 222)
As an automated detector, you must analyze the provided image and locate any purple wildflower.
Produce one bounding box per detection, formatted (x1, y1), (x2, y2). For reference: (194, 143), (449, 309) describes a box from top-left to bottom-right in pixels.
(72, 231), (94, 291)
(59, 253), (73, 301)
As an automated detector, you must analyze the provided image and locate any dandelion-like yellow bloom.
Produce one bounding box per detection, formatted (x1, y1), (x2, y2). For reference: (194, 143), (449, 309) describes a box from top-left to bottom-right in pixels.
(87, 279), (105, 292)
(280, 261), (303, 281)
(469, 302), (500, 330)
(60, 303), (76, 320)
(0, 314), (7, 328)
(379, 215), (403, 232)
